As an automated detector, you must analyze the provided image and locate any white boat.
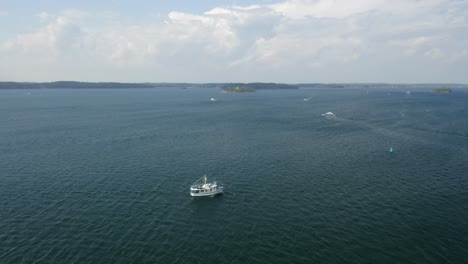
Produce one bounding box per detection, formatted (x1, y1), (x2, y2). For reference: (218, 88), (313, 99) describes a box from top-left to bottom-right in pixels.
(190, 175), (223, 197)
(321, 112), (336, 118)
(321, 111), (335, 116)
(210, 98), (217, 101)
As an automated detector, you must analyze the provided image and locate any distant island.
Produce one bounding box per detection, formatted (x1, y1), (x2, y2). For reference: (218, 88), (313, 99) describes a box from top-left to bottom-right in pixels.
(432, 87), (452, 93)
(222, 83), (296, 90)
(223, 86), (256, 93)
(221, 82), (298, 93)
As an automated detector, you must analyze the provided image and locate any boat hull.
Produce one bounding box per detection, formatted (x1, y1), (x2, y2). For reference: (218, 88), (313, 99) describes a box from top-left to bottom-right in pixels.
(190, 188), (224, 197)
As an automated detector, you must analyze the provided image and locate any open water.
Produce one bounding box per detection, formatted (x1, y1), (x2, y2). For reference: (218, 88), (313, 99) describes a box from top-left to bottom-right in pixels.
(0, 87), (467, 263)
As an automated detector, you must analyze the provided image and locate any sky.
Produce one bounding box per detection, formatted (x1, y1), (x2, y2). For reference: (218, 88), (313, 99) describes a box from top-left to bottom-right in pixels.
(0, 0), (467, 83)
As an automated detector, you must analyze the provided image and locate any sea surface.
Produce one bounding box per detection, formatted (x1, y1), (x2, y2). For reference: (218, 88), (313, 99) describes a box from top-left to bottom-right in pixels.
(1, 87), (468, 263)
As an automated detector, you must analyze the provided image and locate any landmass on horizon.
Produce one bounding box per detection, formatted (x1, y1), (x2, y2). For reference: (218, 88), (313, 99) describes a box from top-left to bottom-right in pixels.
(0, 81), (467, 90)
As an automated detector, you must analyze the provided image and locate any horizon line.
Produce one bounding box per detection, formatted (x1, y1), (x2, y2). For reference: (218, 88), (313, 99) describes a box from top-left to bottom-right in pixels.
(1, 81), (467, 85)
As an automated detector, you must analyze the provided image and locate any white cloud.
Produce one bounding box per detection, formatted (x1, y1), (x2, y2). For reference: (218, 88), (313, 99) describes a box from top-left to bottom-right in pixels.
(0, 0), (468, 82)
(37, 11), (50, 21)
(390, 37), (434, 48)
(389, 36), (437, 55)
(270, 0), (385, 19)
(5, 11), (85, 56)
(269, 0), (447, 19)
(425, 48), (445, 59)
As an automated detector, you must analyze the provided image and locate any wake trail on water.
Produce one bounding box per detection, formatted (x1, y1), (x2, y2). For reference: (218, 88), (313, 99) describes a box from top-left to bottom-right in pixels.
(332, 116), (468, 153)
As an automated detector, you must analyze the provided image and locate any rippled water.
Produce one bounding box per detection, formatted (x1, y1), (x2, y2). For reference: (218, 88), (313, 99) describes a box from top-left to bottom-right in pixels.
(1, 87), (467, 263)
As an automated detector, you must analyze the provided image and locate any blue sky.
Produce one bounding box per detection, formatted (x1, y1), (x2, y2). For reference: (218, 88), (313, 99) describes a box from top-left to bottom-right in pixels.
(1, 0), (468, 83)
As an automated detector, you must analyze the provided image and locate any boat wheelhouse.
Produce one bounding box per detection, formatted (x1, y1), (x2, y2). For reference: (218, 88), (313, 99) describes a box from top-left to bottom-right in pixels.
(190, 175), (223, 197)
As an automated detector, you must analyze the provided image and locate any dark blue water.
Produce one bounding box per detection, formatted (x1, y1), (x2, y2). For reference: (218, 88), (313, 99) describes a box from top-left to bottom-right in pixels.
(1, 87), (467, 263)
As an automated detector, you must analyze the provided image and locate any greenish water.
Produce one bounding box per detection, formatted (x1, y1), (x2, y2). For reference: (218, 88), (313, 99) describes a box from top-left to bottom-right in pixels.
(1, 87), (467, 263)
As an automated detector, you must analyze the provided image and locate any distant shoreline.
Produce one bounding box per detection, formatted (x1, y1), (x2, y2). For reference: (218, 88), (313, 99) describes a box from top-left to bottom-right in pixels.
(0, 81), (467, 90)
(0, 81), (296, 90)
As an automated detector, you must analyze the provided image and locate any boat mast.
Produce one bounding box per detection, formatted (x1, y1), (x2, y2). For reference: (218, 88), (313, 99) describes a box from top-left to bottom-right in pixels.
(203, 174), (207, 185)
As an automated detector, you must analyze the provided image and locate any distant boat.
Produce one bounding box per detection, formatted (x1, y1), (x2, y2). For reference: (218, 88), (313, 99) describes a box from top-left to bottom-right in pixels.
(321, 112), (336, 118)
(210, 98), (217, 101)
(303, 98), (309, 101)
(389, 147), (393, 153)
(190, 175), (223, 197)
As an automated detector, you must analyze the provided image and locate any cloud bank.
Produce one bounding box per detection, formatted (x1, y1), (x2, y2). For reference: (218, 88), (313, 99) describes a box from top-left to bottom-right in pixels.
(1, 0), (467, 82)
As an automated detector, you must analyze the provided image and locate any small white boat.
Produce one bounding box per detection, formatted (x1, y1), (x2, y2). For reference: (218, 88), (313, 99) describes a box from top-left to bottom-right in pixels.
(210, 98), (217, 101)
(190, 175), (223, 197)
(321, 112), (336, 117)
